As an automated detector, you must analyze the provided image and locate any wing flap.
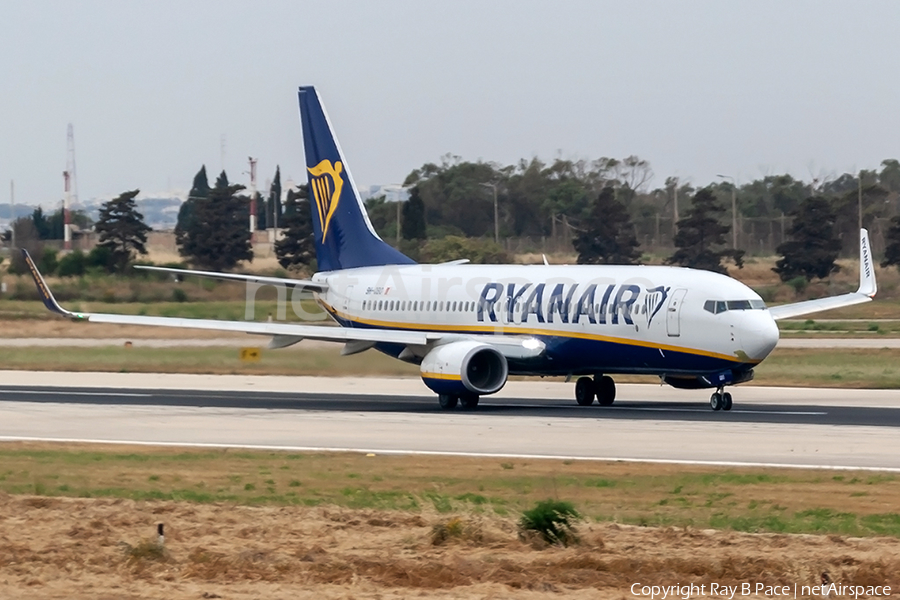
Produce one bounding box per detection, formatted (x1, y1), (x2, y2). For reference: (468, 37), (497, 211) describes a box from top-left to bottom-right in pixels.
(84, 313), (433, 345)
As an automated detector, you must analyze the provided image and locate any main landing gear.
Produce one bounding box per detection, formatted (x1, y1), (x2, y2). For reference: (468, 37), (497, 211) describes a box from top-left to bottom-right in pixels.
(574, 375), (616, 407)
(709, 388), (733, 411)
(438, 393), (480, 410)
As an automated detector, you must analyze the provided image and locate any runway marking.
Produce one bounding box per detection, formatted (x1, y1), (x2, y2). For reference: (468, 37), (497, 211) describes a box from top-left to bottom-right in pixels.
(0, 435), (897, 472)
(0, 390), (153, 398)
(481, 403), (828, 416)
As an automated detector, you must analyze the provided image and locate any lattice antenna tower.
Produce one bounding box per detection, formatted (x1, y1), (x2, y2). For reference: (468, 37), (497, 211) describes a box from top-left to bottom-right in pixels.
(66, 123), (79, 205)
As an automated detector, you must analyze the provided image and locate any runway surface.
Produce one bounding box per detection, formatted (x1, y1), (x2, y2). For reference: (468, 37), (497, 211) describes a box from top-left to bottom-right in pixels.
(0, 371), (898, 470)
(0, 384), (896, 427)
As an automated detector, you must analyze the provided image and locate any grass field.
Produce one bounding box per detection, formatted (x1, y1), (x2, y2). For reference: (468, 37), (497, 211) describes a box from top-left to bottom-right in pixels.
(3, 443), (900, 538)
(1, 345), (899, 388)
(779, 319), (900, 336)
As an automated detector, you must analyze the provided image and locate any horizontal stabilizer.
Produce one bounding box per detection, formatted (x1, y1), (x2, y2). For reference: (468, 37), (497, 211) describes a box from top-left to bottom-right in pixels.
(134, 265), (327, 292)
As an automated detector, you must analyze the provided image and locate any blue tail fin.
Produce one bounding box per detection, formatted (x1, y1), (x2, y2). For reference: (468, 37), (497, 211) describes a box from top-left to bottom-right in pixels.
(297, 86), (415, 272)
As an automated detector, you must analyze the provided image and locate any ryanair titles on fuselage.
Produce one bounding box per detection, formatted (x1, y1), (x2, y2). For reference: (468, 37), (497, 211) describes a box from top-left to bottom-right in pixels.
(474, 282), (671, 326)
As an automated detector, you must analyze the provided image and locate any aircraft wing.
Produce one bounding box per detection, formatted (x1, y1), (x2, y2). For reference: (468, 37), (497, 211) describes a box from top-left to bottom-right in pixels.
(133, 264), (327, 292)
(23, 250), (429, 346)
(768, 229), (877, 321)
(21, 250), (545, 359)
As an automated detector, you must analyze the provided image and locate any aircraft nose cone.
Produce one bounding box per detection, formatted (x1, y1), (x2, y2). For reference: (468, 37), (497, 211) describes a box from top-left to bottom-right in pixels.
(741, 313), (780, 360)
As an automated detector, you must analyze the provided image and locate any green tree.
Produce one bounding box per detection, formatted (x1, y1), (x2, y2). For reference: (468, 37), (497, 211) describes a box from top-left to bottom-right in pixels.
(176, 166), (210, 254)
(401, 186), (427, 241)
(666, 188), (743, 274)
(881, 215), (900, 270)
(573, 187), (641, 265)
(256, 190), (267, 230)
(177, 171), (252, 270)
(773, 197), (841, 282)
(45, 208), (90, 240)
(364, 195), (397, 240)
(57, 250), (87, 277)
(275, 185), (315, 270)
(832, 181), (889, 255)
(879, 159), (900, 193)
(6, 218), (42, 274)
(94, 189), (151, 273)
(404, 158), (500, 237)
(419, 236), (510, 264)
(31, 207), (52, 239)
(266, 166), (282, 230)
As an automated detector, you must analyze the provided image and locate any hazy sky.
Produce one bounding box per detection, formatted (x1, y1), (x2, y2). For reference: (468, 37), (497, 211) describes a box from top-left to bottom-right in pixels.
(1, 1), (898, 206)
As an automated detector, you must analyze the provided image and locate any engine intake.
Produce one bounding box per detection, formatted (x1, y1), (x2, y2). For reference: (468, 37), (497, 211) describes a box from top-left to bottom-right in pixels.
(420, 340), (508, 396)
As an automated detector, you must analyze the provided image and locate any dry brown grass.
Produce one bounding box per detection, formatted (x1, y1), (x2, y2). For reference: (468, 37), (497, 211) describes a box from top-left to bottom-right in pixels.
(0, 493), (898, 599)
(2, 443), (900, 598)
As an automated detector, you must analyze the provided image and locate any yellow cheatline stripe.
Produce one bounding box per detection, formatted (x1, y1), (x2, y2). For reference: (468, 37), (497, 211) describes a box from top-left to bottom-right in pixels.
(421, 372), (462, 381)
(317, 301), (759, 365)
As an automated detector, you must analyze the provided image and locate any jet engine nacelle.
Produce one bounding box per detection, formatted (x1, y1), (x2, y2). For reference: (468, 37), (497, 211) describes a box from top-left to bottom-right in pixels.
(420, 340), (508, 396)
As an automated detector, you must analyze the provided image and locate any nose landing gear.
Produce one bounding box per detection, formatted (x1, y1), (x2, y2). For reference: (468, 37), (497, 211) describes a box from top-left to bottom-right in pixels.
(710, 388), (733, 411)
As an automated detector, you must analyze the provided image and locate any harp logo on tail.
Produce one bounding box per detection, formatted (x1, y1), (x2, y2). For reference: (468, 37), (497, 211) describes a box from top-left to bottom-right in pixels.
(308, 159), (344, 241)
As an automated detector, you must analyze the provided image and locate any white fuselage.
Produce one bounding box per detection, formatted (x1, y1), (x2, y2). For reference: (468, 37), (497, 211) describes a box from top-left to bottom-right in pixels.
(312, 263), (779, 378)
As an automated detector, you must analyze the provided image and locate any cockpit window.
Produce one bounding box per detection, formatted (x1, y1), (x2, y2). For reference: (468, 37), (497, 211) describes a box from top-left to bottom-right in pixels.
(726, 300), (752, 310)
(704, 299), (767, 314)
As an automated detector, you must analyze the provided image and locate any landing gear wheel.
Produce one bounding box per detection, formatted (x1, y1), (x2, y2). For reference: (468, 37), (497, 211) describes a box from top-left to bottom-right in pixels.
(595, 375), (616, 406)
(459, 394), (480, 410)
(438, 394), (458, 410)
(575, 377), (596, 406)
(709, 391), (723, 411)
(722, 392), (733, 411)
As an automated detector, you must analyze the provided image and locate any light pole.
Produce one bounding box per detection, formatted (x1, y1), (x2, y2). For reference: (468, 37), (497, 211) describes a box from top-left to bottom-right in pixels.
(479, 182), (499, 244)
(379, 185), (411, 245)
(858, 170), (863, 231)
(717, 174), (738, 249)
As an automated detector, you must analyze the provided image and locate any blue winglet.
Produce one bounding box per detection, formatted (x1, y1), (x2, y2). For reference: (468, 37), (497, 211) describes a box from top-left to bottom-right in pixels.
(21, 249), (83, 319)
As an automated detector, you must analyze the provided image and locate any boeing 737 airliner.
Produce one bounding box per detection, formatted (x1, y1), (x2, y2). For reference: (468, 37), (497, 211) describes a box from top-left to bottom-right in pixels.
(24, 86), (878, 412)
